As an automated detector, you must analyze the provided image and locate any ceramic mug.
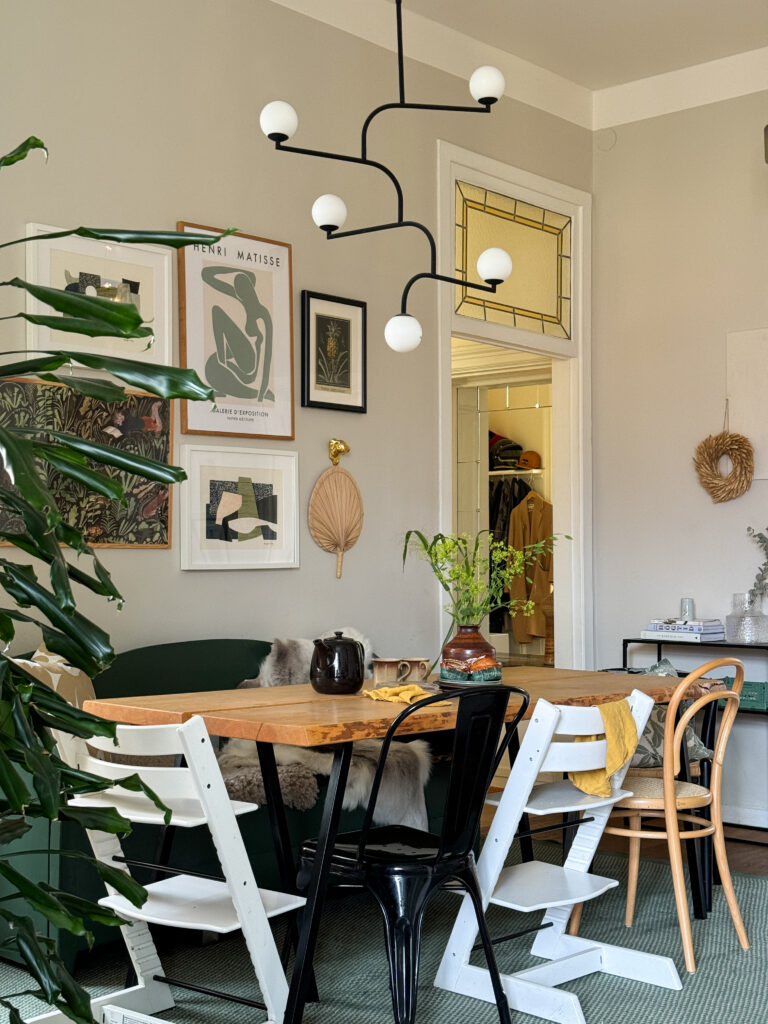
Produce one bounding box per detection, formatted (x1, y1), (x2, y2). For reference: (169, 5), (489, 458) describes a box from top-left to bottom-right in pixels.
(397, 658), (431, 682)
(372, 658), (410, 685)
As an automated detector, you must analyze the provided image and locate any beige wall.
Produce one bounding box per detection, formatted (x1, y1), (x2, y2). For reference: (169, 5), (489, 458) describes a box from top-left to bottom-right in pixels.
(0, 0), (591, 660)
(592, 92), (768, 672)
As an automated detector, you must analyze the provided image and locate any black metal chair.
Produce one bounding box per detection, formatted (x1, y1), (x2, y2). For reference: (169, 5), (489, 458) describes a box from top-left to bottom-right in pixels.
(296, 684), (530, 1024)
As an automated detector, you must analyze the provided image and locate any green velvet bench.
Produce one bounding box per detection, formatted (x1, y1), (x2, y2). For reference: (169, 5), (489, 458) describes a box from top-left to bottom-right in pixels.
(2, 638), (451, 972)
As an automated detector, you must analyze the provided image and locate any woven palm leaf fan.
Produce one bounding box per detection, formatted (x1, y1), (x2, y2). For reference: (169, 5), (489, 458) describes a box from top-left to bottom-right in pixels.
(308, 465), (364, 578)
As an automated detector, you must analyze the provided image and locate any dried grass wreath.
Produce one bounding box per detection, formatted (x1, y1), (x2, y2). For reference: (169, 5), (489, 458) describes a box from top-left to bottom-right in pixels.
(693, 431), (754, 503)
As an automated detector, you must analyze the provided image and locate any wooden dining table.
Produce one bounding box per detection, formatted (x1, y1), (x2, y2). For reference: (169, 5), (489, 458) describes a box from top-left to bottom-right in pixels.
(83, 666), (710, 1024)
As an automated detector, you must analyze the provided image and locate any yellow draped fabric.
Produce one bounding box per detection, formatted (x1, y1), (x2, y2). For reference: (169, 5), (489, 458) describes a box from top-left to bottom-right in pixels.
(568, 699), (637, 798)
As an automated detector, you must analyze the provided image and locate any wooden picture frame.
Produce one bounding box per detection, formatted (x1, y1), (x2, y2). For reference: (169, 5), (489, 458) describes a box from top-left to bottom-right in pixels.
(0, 379), (173, 548)
(301, 290), (366, 413)
(179, 444), (299, 570)
(25, 222), (172, 365)
(177, 222), (294, 439)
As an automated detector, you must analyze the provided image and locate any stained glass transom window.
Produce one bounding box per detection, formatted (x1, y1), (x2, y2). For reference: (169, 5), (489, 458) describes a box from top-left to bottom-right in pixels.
(455, 180), (571, 339)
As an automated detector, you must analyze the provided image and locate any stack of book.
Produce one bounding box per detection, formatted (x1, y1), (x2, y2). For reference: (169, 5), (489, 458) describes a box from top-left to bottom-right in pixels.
(640, 618), (725, 642)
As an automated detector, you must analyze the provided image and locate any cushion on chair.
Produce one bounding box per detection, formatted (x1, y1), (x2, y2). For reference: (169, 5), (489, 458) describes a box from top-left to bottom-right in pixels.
(630, 704), (713, 768)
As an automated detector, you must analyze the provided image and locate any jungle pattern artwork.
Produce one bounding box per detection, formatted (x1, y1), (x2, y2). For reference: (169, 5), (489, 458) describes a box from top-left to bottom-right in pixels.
(0, 380), (172, 547)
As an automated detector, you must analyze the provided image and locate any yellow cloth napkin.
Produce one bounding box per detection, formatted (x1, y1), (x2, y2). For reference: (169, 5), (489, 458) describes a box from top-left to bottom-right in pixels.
(364, 684), (449, 706)
(568, 699), (637, 798)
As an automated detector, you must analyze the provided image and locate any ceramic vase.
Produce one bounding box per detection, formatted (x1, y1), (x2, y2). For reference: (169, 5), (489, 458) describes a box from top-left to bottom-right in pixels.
(440, 624), (500, 681)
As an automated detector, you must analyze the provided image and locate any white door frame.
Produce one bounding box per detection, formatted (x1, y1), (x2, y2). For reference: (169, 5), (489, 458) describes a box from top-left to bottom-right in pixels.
(436, 142), (594, 669)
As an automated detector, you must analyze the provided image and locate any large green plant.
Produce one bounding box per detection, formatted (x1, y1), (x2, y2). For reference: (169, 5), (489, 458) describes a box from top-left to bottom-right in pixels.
(0, 135), (227, 1024)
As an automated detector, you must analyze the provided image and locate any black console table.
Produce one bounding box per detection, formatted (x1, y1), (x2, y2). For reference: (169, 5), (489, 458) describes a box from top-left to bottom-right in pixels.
(622, 637), (768, 716)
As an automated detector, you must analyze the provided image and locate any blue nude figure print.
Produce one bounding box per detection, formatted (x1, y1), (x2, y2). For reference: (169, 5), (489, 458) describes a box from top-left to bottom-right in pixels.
(201, 265), (274, 402)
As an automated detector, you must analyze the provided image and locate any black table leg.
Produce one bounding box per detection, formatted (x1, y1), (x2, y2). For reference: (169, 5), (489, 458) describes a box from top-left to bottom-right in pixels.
(256, 743), (319, 1001)
(284, 742), (353, 1024)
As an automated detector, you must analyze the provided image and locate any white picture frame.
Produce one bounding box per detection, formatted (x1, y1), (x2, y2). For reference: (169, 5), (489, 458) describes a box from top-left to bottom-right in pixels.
(180, 444), (299, 570)
(24, 223), (173, 365)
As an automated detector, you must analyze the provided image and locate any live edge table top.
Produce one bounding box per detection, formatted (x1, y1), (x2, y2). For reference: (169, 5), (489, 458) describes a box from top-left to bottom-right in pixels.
(82, 667), (709, 748)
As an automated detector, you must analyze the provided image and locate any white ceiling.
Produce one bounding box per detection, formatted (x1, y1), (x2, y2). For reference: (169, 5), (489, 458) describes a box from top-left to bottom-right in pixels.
(398, 0), (768, 90)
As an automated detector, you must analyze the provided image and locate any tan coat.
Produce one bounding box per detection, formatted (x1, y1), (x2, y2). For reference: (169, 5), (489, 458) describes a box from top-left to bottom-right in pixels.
(507, 492), (554, 644)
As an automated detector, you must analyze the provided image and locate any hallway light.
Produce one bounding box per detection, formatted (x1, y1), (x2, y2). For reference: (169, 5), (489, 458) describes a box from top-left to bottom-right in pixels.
(259, 0), (512, 352)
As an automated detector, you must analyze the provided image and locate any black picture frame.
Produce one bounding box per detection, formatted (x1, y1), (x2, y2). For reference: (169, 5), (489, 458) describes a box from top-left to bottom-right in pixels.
(301, 290), (367, 413)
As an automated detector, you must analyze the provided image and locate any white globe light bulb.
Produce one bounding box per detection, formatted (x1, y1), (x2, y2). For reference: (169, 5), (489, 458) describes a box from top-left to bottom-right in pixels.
(477, 247), (513, 285)
(469, 66), (506, 105)
(384, 315), (422, 353)
(311, 194), (348, 232)
(259, 100), (298, 142)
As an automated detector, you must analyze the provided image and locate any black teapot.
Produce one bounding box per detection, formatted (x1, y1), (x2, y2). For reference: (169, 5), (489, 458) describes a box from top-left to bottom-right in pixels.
(310, 631), (365, 695)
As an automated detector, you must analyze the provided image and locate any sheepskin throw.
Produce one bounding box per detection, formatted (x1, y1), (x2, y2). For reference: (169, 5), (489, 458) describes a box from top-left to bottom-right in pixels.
(218, 737), (431, 828)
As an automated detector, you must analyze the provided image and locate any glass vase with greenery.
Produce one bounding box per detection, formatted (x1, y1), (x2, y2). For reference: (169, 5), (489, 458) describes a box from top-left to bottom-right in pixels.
(0, 135), (231, 1024)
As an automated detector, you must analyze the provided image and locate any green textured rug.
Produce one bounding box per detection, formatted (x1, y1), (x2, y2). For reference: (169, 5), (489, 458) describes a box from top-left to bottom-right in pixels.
(1, 845), (765, 1024)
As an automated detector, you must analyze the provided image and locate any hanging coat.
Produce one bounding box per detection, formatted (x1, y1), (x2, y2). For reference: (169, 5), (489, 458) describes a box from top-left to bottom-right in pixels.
(507, 492), (554, 644)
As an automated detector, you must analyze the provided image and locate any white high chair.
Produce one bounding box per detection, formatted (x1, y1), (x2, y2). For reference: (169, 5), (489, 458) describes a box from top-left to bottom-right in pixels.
(435, 691), (683, 1024)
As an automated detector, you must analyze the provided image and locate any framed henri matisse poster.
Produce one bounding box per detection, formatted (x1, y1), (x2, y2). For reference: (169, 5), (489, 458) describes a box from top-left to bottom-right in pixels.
(179, 444), (299, 570)
(177, 223), (294, 440)
(25, 222), (172, 364)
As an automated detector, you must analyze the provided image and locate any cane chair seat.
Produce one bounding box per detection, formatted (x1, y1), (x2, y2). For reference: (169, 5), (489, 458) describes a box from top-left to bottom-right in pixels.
(620, 773), (711, 806)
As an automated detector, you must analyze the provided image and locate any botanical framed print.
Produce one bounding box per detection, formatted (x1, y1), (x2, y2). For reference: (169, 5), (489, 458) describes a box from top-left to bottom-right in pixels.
(25, 222), (172, 364)
(301, 291), (366, 413)
(0, 379), (173, 547)
(179, 444), (298, 570)
(177, 223), (294, 439)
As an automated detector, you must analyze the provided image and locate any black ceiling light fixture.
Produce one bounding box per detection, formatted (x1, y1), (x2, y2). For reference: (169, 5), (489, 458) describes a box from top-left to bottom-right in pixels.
(259, 0), (513, 352)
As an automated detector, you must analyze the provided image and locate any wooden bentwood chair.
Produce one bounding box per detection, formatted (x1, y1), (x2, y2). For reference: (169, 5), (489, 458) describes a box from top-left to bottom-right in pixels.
(601, 658), (750, 973)
(296, 685), (530, 1024)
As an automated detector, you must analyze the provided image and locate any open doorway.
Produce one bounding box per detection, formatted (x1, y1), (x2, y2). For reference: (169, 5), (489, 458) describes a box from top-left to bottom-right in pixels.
(452, 338), (554, 665)
(437, 142), (593, 669)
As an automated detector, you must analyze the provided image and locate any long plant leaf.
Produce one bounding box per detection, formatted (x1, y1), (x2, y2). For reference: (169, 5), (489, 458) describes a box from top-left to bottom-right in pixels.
(0, 600), (112, 678)
(1, 225), (234, 251)
(37, 374), (128, 402)
(71, 353), (214, 400)
(0, 531), (120, 604)
(0, 567), (112, 660)
(0, 910), (60, 1002)
(44, 431), (186, 484)
(22, 747), (61, 819)
(0, 351), (213, 402)
(0, 746), (31, 811)
(0, 862), (88, 934)
(2, 278), (144, 331)
(32, 444), (126, 504)
(10, 313), (154, 340)
(0, 426), (60, 525)
(0, 137), (47, 169)
(59, 804), (132, 834)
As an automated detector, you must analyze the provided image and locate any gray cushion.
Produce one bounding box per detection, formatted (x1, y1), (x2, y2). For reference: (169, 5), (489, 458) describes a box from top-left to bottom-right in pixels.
(631, 658), (713, 768)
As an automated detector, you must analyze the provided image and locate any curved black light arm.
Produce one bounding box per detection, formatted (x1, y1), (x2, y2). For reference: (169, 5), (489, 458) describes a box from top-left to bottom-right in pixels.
(361, 102), (491, 160)
(275, 140), (404, 221)
(327, 220), (437, 272)
(401, 272), (497, 316)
